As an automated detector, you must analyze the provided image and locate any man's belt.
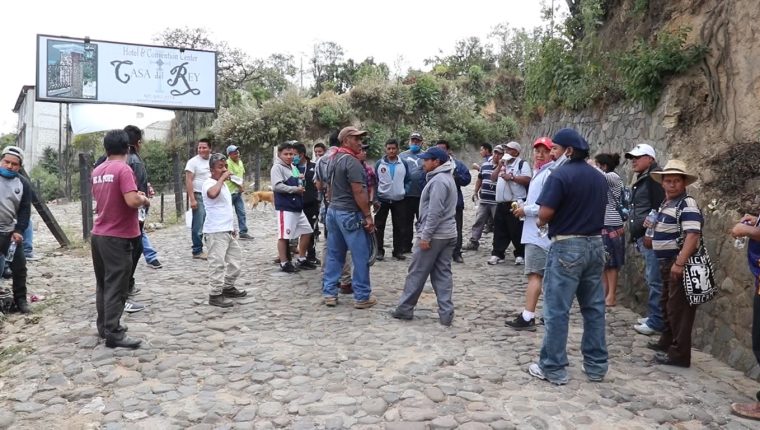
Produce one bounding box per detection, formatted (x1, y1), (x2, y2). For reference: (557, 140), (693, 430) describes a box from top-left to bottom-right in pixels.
(553, 234), (602, 242)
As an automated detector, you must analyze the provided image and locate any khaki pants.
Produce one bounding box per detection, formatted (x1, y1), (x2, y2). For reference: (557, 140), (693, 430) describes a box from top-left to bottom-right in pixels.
(204, 232), (242, 296)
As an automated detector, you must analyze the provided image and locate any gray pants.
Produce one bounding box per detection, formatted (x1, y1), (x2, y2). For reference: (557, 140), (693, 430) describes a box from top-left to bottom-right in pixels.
(469, 202), (497, 242)
(396, 237), (457, 324)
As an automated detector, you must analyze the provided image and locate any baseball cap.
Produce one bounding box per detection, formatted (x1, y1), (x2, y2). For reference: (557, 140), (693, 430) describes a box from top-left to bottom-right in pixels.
(505, 141), (522, 153)
(410, 132), (423, 141)
(417, 147), (449, 163)
(338, 126), (368, 142)
(226, 145), (239, 154)
(493, 144), (505, 153)
(625, 143), (656, 160)
(552, 128), (589, 152)
(2, 146), (24, 164)
(533, 137), (553, 151)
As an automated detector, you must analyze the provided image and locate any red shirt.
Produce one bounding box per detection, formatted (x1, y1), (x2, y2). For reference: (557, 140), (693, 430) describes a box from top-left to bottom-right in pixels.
(91, 160), (140, 238)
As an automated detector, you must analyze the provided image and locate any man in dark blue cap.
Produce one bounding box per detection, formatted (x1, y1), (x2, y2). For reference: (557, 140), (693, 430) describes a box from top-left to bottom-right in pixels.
(527, 128), (609, 385)
(391, 147), (458, 326)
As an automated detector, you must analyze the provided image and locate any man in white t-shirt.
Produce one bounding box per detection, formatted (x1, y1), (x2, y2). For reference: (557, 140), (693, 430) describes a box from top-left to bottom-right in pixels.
(185, 139), (212, 259)
(202, 153), (247, 308)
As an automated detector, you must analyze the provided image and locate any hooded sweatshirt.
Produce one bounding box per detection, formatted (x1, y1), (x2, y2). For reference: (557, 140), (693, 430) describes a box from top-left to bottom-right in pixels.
(270, 157), (303, 212)
(416, 161), (457, 241)
(375, 156), (409, 202)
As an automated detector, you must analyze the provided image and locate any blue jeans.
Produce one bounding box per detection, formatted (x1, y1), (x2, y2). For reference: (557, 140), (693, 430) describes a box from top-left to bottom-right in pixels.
(23, 221), (33, 257)
(142, 231), (158, 263)
(539, 237), (608, 383)
(231, 193), (248, 234)
(191, 192), (206, 255)
(322, 208), (372, 301)
(636, 237), (664, 331)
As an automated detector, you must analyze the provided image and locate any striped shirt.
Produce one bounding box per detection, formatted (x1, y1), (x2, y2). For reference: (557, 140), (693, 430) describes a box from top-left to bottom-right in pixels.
(652, 195), (703, 259)
(478, 161), (497, 204)
(603, 171), (624, 227)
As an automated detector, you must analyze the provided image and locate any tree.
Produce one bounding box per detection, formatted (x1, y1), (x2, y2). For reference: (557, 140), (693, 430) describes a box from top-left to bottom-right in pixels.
(0, 133), (17, 147)
(310, 41), (345, 95)
(425, 37), (497, 79)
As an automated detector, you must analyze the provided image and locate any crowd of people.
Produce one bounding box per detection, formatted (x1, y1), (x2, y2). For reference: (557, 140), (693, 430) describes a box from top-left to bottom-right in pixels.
(3, 123), (760, 407)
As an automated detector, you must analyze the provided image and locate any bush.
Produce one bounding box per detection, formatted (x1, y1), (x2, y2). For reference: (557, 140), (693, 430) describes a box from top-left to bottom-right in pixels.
(141, 140), (174, 192)
(28, 165), (63, 202)
(617, 27), (707, 110)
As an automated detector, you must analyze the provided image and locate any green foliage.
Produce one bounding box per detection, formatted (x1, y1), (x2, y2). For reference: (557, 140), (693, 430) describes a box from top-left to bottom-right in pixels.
(28, 165), (63, 202)
(0, 133), (17, 147)
(140, 140), (174, 191)
(633, 0), (649, 15)
(617, 27), (707, 110)
(310, 91), (354, 133)
(410, 74), (442, 118)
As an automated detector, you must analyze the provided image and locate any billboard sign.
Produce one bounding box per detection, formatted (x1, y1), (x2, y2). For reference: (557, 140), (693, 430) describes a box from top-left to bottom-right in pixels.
(36, 34), (217, 111)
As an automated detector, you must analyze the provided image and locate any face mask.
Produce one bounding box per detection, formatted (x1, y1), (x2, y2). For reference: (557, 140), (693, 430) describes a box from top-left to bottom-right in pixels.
(410, 145), (421, 153)
(293, 155), (301, 165)
(535, 159), (551, 170)
(0, 167), (18, 179)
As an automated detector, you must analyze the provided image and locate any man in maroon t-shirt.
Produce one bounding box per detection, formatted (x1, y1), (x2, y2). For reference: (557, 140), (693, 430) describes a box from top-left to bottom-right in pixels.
(91, 130), (150, 349)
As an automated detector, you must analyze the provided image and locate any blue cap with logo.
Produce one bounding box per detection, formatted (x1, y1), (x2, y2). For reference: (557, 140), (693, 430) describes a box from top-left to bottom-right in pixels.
(226, 145), (239, 154)
(417, 147), (449, 163)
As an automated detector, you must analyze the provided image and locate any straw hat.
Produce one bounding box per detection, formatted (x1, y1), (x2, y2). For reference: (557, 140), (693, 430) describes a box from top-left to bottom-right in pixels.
(650, 159), (698, 186)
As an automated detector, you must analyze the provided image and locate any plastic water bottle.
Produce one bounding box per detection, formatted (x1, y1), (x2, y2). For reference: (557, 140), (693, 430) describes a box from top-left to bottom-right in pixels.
(511, 200), (526, 221)
(6, 241), (17, 263)
(735, 236), (748, 250)
(644, 209), (658, 238)
(735, 220), (752, 249)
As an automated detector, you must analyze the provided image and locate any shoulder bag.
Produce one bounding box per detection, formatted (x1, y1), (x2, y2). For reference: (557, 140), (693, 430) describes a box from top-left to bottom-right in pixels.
(675, 196), (716, 305)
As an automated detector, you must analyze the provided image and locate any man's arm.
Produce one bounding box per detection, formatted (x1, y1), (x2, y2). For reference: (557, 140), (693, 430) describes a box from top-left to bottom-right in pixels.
(13, 178), (33, 236)
(123, 191), (149, 209)
(350, 182), (374, 232)
(419, 182), (446, 243)
(185, 171), (197, 209)
(207, 172), (232, 199)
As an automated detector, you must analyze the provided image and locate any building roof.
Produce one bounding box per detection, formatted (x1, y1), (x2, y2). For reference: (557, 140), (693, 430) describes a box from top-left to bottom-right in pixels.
(13, 85), (35, 113)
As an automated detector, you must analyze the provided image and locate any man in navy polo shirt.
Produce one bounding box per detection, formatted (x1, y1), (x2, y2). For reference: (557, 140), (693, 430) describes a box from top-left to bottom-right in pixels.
(527, 128), (609, 385)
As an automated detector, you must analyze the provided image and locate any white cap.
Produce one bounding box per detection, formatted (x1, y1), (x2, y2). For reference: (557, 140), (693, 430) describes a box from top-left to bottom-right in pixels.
(505, 141), (522, 153)
(625, 143), (656, 160)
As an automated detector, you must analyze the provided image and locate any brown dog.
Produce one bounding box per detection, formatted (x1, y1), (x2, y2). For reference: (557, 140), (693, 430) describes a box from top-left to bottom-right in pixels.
(249, 191), (274, 210)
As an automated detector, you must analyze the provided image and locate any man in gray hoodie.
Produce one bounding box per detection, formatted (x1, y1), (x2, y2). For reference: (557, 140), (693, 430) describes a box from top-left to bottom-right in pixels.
(391, 147), (458, 326)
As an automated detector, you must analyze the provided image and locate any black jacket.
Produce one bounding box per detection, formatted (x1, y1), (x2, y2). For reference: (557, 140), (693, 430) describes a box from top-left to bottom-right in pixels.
(628, 163), (665, 241)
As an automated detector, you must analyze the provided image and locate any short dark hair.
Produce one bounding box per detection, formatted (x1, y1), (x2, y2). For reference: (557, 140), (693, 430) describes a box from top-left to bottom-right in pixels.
(571, 148), (589, 160)
(328, 129), (340, 147)
(103, 130), (130, 156)
(198, 138), (212, 149)
(594, 153), (621, 172)
(123, 125), (142, 147)
(435, 139), (451, 150)
(481, 143), (493, 153)
(292, 142), (307, 156)
(277, 141), (295, 153)
(385, 139), (399, 148)
(313, 142), (326, 151)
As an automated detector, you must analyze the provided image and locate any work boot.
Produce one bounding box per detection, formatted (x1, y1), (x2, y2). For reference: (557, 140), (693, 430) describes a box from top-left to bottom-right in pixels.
(209, 294), (233, 308)
(15, 299), (30, 314)
(222, 287), (248, 298)
(105, 336), (142, 349)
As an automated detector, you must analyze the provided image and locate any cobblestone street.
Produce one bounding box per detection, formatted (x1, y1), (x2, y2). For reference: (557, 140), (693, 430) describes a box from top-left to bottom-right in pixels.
(1, 193), (759, 429)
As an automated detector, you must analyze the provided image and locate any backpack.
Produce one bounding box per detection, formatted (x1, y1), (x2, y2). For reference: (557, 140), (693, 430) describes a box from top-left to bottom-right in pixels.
(617, 186), (631, 221)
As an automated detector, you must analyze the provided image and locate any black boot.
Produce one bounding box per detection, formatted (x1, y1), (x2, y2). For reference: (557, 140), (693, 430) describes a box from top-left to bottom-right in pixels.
(209, 294), (233, 308)
(15, 299), (30, 314)
(105, 336), (142, 349)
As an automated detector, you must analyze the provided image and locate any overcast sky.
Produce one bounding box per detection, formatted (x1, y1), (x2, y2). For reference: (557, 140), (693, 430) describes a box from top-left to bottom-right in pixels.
(0, 0), (546, 135)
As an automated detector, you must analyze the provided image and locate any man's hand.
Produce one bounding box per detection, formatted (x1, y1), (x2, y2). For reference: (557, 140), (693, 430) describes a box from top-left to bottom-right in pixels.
(740, 214), (758, 225)
(220, 171), (232, 182)
(147, 182), (156, 198)
(11, 232), (23, 244)
(190, 196), (198, 210)
(419, 239), (431, 250)
(295, 186), (306, 195)
(373, 201), (381, 211)
(363, 215), (375, 233)
(471, 162), (481, 171)
(513, 207), (525, 218)
(670, 263), (684, 281)
(137, 191), (150, 207)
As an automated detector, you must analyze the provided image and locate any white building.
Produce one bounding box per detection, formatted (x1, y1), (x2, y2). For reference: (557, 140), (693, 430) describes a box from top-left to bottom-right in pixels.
(12, 86), (68, 171)
(12, 85), (173, 171)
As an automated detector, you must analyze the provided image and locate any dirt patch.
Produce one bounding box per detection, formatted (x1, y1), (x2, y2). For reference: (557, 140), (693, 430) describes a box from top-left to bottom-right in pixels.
(706, 141), (760, 213)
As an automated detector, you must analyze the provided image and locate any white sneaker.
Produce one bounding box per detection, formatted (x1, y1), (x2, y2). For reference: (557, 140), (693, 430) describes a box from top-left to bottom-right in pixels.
(634, 323), (658, 336)
(514, 256), (525, 265)
(124, 301), (146, 313)
(487, 256), (504, 265)
(637, 317), (648, 325)
(528, 363), (567, 385)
